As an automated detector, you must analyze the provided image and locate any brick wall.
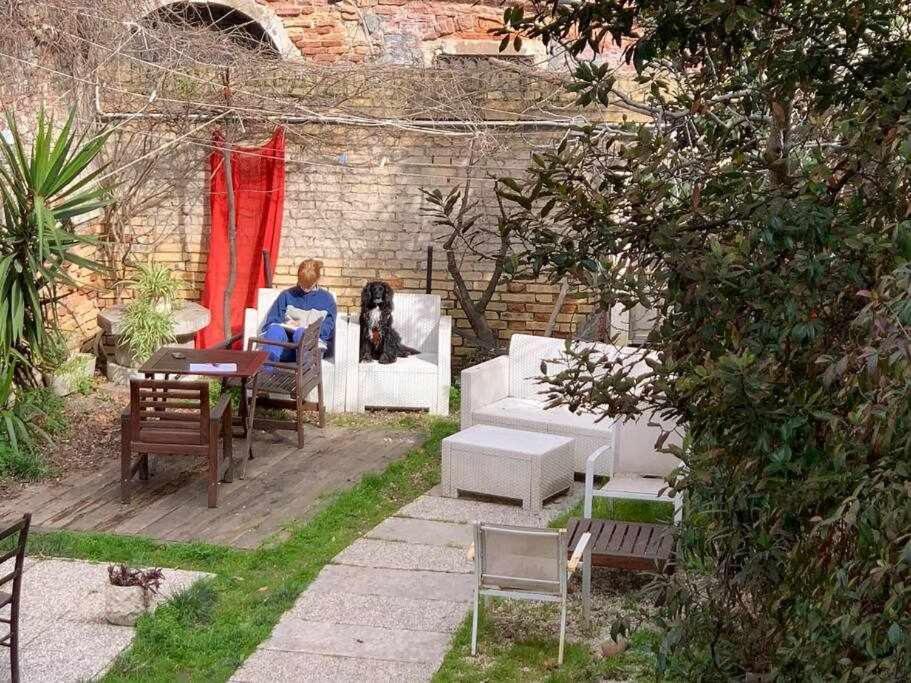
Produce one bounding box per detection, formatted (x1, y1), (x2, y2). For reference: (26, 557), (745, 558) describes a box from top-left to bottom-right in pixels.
(119, 122), (596, 367)
(8, 0), (638, 368)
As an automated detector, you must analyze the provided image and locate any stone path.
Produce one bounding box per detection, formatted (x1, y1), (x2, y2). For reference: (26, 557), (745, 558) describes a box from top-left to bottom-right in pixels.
(0, 557), (208, 682)
(232, 485), (580, 682)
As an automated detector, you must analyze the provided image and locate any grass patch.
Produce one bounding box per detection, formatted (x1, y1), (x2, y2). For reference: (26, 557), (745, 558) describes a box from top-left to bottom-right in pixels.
(434, 603), (661, 683)
(15, 416), (457, 682)
(550, 496), (673, 529)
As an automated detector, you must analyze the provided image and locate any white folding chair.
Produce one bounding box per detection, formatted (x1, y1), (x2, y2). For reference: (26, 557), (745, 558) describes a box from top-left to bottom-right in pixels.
(467, 522), (591, 665)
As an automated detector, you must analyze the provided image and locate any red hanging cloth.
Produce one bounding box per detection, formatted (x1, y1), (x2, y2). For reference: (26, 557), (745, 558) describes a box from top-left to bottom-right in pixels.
(197, 128), (285, 349)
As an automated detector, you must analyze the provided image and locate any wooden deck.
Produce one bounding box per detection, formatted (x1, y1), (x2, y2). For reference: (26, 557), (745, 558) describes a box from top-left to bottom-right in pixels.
(0, 426), (424, 548)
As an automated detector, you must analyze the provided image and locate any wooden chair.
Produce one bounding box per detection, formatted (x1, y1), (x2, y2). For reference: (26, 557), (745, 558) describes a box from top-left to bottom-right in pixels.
(121, 379), (233, 508)
(1, 513), (31, 683)
(245, 318), (325, 449)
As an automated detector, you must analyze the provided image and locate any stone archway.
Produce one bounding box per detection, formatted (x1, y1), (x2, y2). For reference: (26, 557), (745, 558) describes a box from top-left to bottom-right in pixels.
(140, 0), (299, 59)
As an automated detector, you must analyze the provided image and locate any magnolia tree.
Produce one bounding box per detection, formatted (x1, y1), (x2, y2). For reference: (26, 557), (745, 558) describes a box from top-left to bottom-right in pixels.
(499, 1), (911, 678)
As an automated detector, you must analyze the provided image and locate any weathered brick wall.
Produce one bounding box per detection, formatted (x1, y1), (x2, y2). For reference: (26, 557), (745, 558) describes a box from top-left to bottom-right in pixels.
(5, 0), (639, 365)
(121, 122), (595, 367)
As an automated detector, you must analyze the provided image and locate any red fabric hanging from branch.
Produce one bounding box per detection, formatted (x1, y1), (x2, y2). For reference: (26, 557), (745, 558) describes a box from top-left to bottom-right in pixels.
(197, 128), (285, 349)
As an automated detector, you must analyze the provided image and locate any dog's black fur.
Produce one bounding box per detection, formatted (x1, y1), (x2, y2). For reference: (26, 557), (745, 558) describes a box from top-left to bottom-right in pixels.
(359, 281), (418, 364)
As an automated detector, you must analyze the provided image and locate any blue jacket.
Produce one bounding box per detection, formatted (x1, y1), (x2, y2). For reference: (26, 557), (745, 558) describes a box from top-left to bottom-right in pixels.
(262, 286), (337, 354)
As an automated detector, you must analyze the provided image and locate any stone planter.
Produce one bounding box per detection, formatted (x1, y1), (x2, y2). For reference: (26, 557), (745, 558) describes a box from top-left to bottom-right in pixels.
(48, 352), (96, 397)
(104, 583), (151, 626)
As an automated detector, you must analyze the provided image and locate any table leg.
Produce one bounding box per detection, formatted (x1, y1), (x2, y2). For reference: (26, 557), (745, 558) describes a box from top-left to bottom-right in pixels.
(241, 374), (259, 479)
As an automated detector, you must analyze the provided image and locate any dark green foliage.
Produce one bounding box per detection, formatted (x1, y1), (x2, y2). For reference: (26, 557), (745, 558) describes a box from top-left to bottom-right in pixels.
(501, 1), (911, 679)
(0, 384), (67, 480)
(0, 109), (108, 383)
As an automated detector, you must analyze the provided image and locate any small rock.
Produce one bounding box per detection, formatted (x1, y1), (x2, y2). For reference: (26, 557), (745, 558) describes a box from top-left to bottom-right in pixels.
(600, 637), (629, 658)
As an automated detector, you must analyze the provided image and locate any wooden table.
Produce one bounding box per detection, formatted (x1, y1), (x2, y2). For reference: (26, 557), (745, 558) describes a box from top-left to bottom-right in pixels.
(139, 347), (268, 471)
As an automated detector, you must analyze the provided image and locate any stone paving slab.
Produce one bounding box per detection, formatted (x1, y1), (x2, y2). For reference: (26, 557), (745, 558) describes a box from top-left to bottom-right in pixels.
(334, 539), (471, 574)
(0, 621), (135, 683)
(265, 619), (453, 664)
(309, 564), (475, 603)
(366, 517), (472, 548)
(288, 591), (465, 633)
(396, 493), (568, 527)
(232, 650), (437, 683)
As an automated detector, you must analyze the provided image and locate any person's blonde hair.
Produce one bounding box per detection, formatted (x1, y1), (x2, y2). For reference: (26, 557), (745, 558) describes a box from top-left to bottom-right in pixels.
(297, 259), (322, 289)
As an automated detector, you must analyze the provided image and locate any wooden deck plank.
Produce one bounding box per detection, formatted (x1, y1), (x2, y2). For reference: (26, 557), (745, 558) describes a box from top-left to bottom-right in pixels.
(3, 425), (423, 549)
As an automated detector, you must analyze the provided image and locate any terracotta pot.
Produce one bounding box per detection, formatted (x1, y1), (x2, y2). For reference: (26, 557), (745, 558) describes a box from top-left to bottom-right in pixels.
(104, 583), (150, 626)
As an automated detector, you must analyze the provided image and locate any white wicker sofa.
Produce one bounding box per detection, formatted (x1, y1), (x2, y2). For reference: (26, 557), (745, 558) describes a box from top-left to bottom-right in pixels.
(346, 292), (452, 415)
(242, 287), (350, 412)
(461, 333), (654, 476)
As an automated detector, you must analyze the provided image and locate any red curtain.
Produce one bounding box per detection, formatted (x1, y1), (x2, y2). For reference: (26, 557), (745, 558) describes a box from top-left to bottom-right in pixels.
(197, 128), (285, 349)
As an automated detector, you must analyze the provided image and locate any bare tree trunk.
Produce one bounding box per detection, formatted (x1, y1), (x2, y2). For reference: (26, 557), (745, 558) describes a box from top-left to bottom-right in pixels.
(221, 69), (238, 342)
(545, 278), (569, 337)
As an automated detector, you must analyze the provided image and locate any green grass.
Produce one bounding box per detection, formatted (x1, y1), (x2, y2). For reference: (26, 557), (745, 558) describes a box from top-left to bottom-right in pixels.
(15, 416), (458, 682)
(549, 496), (674, 530)
(434, 603), (661, 682)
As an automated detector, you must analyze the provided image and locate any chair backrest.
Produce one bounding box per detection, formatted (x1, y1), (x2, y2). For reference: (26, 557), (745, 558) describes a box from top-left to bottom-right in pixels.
(0, 513), (31, 610)
(128, 379), (210, 455)
(507, 333), (621, 402)
(474, 523), (565, 595)
(389, 293), (441, 354)
(613, 410), (683, 477)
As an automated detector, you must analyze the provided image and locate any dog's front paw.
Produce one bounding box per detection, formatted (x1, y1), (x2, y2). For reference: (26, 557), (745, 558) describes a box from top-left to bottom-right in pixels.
(378, 355), (396, 364)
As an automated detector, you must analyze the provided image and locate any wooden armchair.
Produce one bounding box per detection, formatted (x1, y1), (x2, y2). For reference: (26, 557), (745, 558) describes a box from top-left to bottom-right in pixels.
(1, 513), (31, 683)
(121, 379), (233, 508)
(245, 318), (324, 450)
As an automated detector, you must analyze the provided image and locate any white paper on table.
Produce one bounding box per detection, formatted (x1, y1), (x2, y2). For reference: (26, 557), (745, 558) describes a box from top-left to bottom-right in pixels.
(189, 362), (237, 373)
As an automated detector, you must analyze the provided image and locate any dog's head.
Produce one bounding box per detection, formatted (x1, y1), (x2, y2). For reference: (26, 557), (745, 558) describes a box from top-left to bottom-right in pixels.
(361, 281), (394, 315)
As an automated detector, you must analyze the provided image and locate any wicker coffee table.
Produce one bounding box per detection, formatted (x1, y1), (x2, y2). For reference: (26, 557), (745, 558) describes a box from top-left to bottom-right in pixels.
(442, 425), (574, 512)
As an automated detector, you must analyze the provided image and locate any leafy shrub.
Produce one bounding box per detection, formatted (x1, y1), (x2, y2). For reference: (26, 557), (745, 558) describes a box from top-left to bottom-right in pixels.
(130, 261), (181, 304)
(0, 380), (67, 481)
(502, 0), (911, 679)
(0, 109), (107, 384)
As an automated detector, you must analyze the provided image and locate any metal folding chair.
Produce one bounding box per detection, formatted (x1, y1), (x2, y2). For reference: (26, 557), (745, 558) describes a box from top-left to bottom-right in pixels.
(467, 522), (590, 665)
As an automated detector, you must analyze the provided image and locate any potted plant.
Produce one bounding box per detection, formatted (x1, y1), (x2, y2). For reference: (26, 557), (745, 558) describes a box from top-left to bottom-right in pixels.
(104, 564), (164, 626)
(116, 262), (183, 366)
(118, 298), (176, 366)
(131, 262), (182, 315)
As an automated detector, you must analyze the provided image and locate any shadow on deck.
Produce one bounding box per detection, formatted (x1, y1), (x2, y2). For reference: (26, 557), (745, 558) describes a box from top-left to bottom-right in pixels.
(0, 426), (425, 548)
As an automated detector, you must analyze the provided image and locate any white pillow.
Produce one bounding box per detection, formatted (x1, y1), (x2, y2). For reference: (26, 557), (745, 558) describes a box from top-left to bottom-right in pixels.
(285, 305), (327, 327)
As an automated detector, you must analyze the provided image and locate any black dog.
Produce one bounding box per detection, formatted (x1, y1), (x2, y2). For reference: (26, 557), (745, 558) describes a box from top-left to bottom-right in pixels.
(359, 281), (418, 364)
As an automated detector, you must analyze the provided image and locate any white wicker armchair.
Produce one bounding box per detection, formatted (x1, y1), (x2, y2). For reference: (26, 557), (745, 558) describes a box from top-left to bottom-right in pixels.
(345, 293), (451, 415)
(242, 288), (349, 413)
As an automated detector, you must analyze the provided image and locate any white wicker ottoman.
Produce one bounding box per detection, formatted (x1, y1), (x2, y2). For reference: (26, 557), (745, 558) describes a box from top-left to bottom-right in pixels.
(442, 425), (574, 512)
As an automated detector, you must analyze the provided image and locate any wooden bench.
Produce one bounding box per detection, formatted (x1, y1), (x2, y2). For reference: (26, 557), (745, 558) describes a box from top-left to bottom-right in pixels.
(566, 518), (676, 573)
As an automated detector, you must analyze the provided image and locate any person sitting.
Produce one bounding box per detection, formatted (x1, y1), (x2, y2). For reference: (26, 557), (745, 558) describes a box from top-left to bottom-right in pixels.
(260, 259), (336, 362)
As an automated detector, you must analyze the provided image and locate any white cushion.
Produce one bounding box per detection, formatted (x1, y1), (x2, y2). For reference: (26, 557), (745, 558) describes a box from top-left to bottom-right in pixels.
(472, 397), (612, 437)
(600, 475), (672, 498)
(359, 352), (439, 375)
(389, 293), (441, 353)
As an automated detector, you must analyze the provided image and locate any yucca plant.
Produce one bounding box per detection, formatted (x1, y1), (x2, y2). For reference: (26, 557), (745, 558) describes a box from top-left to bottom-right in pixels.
(0, 109), (109, 384)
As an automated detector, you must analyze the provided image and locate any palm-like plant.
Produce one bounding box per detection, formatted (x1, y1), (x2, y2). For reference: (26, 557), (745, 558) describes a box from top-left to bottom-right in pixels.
(0, 110), (109, 384)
